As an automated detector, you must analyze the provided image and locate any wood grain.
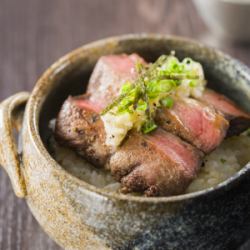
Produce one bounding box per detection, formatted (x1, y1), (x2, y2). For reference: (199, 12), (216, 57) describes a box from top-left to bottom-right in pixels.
(0, 0), (250, 249)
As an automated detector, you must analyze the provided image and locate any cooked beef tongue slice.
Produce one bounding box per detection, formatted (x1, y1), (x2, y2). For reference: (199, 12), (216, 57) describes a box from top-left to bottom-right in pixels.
(55, 95), (110, 167)
(55, 97), (203, 197)
(198, 89), (250, 136)
(109, 129), (203, 196)
(87, 53), (145, 107)
(155, 98), (229, 153)
(87, 54), (229, 153)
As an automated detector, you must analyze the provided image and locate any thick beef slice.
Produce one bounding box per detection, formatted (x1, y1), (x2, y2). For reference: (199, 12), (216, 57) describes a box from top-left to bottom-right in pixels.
(155, 98), (229, 153)
(109, 129), (202, 196)
(55, 96), (110, 167)
(199, 89), (250, 136)
(87, 53), (145, 107)
(55, 97), (202, 196)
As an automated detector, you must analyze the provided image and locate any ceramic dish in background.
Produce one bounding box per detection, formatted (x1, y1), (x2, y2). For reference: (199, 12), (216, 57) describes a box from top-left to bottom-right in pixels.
(1, 34), (250, 249)
(193, 0), (250, 43)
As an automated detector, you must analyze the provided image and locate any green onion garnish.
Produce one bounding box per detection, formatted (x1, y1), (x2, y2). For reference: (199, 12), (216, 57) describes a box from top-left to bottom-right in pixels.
(161, 97), (174, 109)
(142, 120), (158, 134)
(101, 54), (203, 135)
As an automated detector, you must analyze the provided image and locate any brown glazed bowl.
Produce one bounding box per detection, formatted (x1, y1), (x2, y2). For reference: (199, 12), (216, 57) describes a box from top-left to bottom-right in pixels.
(1, 34), (250, 250)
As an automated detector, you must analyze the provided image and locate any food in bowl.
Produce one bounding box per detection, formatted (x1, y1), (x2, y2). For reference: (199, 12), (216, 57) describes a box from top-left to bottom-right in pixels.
(1, 35), (250, 249)
(51, 53), (250, 197)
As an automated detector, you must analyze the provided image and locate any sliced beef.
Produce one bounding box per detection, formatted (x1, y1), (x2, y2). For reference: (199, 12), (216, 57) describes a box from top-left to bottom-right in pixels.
(55, 96), (203, 196)
(87, 54), (229, 153)
(87, 53), (145, 107)
(155, 98), (229, 153)
(198, 89), (250, 136)
(109, 129), (203, 196)
(55, 95), (110, 167)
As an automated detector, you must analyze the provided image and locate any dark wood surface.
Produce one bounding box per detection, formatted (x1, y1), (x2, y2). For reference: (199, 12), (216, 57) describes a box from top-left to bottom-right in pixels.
(0, 0), (250, 249)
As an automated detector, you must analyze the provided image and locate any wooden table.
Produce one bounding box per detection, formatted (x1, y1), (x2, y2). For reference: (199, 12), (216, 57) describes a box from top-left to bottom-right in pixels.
(1, 0), (250, 249)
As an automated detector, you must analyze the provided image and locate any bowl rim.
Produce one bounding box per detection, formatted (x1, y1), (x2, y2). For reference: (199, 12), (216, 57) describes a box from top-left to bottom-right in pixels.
(26, 33), (250, 203)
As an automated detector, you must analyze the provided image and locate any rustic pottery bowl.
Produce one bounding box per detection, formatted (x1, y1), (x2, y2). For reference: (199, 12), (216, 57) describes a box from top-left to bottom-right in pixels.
(1, 34), (250, 250)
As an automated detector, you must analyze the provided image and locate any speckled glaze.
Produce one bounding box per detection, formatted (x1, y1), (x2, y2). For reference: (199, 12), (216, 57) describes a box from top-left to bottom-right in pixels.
(1, 34), (250, 250)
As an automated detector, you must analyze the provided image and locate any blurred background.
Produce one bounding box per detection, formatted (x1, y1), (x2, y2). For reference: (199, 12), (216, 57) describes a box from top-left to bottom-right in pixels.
(0, 0), (250, 249)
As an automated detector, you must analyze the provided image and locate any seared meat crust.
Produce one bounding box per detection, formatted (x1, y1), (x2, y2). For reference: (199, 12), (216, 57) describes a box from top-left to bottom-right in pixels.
(55, 95), (110, 167)
(108, 130), (202, 196)
(156, 98), (229, 153)
(198, 89), (250, 137)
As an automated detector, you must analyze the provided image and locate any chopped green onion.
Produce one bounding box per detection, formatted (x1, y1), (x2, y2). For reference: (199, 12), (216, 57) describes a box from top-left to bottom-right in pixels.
(189, 80), (197, 87)
(136, 100), (147, 111)
(158, 80), (174, 92)
(220, 158), (226, 164)
(142, 120), (157, 134)
(183, 58), (193, 65)
(161, 97), (174, 108)
(121, 82), (133, 94)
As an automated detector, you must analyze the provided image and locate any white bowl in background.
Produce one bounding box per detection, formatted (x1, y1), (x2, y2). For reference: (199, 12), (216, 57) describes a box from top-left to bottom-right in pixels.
(192, 0), (250, 42)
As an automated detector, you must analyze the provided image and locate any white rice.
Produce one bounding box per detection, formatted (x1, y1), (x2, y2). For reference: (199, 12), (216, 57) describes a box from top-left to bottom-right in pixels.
(186, 133), (250, 193)
(49, 124), (250, 194)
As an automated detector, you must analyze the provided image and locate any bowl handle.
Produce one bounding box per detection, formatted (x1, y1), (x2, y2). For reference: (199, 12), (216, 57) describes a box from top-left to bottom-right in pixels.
(0, 92), (30, 198)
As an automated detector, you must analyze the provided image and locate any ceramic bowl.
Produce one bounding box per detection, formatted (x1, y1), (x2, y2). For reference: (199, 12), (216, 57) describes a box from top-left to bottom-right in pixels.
(1, 34), (250, 249)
